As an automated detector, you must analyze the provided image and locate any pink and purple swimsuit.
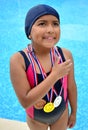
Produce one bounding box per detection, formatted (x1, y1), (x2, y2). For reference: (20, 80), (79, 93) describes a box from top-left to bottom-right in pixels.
(19, 46), (68, 124)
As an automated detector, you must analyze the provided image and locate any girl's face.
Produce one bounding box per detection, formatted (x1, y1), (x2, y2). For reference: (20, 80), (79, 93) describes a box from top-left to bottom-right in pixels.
(29, 15), (60, 49)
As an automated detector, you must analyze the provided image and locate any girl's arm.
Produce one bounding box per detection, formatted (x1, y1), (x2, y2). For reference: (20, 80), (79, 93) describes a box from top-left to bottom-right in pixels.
(62, 48), (77, 128)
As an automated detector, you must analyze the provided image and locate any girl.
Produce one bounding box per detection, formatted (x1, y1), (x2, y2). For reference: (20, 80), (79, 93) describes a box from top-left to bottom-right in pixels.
(10, 4), (77, 130)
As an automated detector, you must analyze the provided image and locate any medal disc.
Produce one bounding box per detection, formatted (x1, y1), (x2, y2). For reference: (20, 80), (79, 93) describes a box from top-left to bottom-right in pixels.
(43, 102), (55, 113)
(34, 99), (46, 109)
(54, 96), (62, 108)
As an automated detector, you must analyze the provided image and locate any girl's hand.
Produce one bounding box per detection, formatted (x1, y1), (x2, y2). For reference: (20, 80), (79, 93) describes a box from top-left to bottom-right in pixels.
(52, 57), (72, 80)
(68, 113), (76, 128)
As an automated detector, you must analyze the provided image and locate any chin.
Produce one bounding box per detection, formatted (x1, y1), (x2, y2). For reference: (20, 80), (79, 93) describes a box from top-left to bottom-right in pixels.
(44, 44), (56, 49)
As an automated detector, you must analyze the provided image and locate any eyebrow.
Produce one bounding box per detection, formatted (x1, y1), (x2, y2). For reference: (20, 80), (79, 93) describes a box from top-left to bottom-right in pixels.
(36, 19), (59, 23)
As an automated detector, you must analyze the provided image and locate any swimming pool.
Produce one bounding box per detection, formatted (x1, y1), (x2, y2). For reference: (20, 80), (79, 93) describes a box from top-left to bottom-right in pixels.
(0, 0), (88, 129)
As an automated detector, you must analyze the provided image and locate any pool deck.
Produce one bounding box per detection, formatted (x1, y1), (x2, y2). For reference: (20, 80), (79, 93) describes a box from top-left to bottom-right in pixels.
(0, 118), (70, 130)
(0, 118), (51, 130)
(0, 118), (29, 130)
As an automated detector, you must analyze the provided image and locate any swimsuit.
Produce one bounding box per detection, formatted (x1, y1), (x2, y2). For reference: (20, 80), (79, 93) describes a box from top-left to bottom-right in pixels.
(19, 46), (68, 124)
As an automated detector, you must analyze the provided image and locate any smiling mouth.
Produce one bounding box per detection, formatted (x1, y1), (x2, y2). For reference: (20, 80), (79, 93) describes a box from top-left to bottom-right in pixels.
(43, 36), (56, 40)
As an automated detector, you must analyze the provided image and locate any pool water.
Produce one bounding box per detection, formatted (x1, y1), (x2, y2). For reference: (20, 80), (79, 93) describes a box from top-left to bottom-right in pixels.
(0, 0), (88, 129)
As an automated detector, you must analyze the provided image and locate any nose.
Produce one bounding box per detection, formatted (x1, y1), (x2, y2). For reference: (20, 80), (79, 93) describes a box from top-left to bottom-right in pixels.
(46, 24), (54, 34)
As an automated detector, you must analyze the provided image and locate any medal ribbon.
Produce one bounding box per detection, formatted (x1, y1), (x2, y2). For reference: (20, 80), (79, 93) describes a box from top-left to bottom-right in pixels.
(27, 45), (63, 102)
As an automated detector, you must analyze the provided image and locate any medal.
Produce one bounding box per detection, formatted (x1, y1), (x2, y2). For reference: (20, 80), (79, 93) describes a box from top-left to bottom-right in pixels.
(34, 99), (46, 109)
(43, 102), (55, 113)
(54, 96), (62, 108)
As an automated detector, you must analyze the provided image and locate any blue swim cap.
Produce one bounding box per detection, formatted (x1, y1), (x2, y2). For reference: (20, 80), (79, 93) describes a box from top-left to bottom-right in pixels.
(25, 4), (60, 39)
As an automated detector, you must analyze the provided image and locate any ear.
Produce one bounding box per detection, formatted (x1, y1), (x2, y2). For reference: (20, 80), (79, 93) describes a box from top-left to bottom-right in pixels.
(29, 35), (31, 39)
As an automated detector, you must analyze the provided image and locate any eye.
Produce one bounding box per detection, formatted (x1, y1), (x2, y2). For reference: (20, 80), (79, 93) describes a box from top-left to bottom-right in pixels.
(38, 22), (46, 26)
(53, 22), (59, 26)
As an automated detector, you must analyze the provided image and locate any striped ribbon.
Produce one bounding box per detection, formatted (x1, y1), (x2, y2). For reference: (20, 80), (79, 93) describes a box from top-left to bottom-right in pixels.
(27, 45), (63, 102)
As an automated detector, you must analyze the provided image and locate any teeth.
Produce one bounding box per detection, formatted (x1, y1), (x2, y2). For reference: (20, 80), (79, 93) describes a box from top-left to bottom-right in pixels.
(48, 37), (53, 40)
(44, 37), (53, 40)
(43, 36), (55, 40)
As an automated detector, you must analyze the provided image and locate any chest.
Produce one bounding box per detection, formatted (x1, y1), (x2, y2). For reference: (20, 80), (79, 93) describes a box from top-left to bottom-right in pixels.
(34, 55), (52, 74)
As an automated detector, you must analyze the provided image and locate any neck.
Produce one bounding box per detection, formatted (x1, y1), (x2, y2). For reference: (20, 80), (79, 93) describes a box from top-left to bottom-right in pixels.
(31, 44), (52, 56)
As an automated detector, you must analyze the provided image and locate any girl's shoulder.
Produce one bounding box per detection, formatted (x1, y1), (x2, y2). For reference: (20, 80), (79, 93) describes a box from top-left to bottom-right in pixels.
(10, 48), (26, 63)
(10, 48), (28, 71)
(61, 47), (73, 60)
(56, 46), (73, 61)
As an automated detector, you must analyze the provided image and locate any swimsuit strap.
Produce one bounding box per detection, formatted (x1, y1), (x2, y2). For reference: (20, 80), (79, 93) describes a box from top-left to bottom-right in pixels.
(56, 46), (66, 62)
(19, 51), (30, 71)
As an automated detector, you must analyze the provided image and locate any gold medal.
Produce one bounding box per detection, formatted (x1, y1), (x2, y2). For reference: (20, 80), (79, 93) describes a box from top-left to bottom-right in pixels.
(34, 99), (46, 109)
(43, 102), (55, 113)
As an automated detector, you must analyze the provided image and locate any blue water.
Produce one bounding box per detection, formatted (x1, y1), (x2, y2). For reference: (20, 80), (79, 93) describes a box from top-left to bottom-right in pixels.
(0, 0), (88, 129)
